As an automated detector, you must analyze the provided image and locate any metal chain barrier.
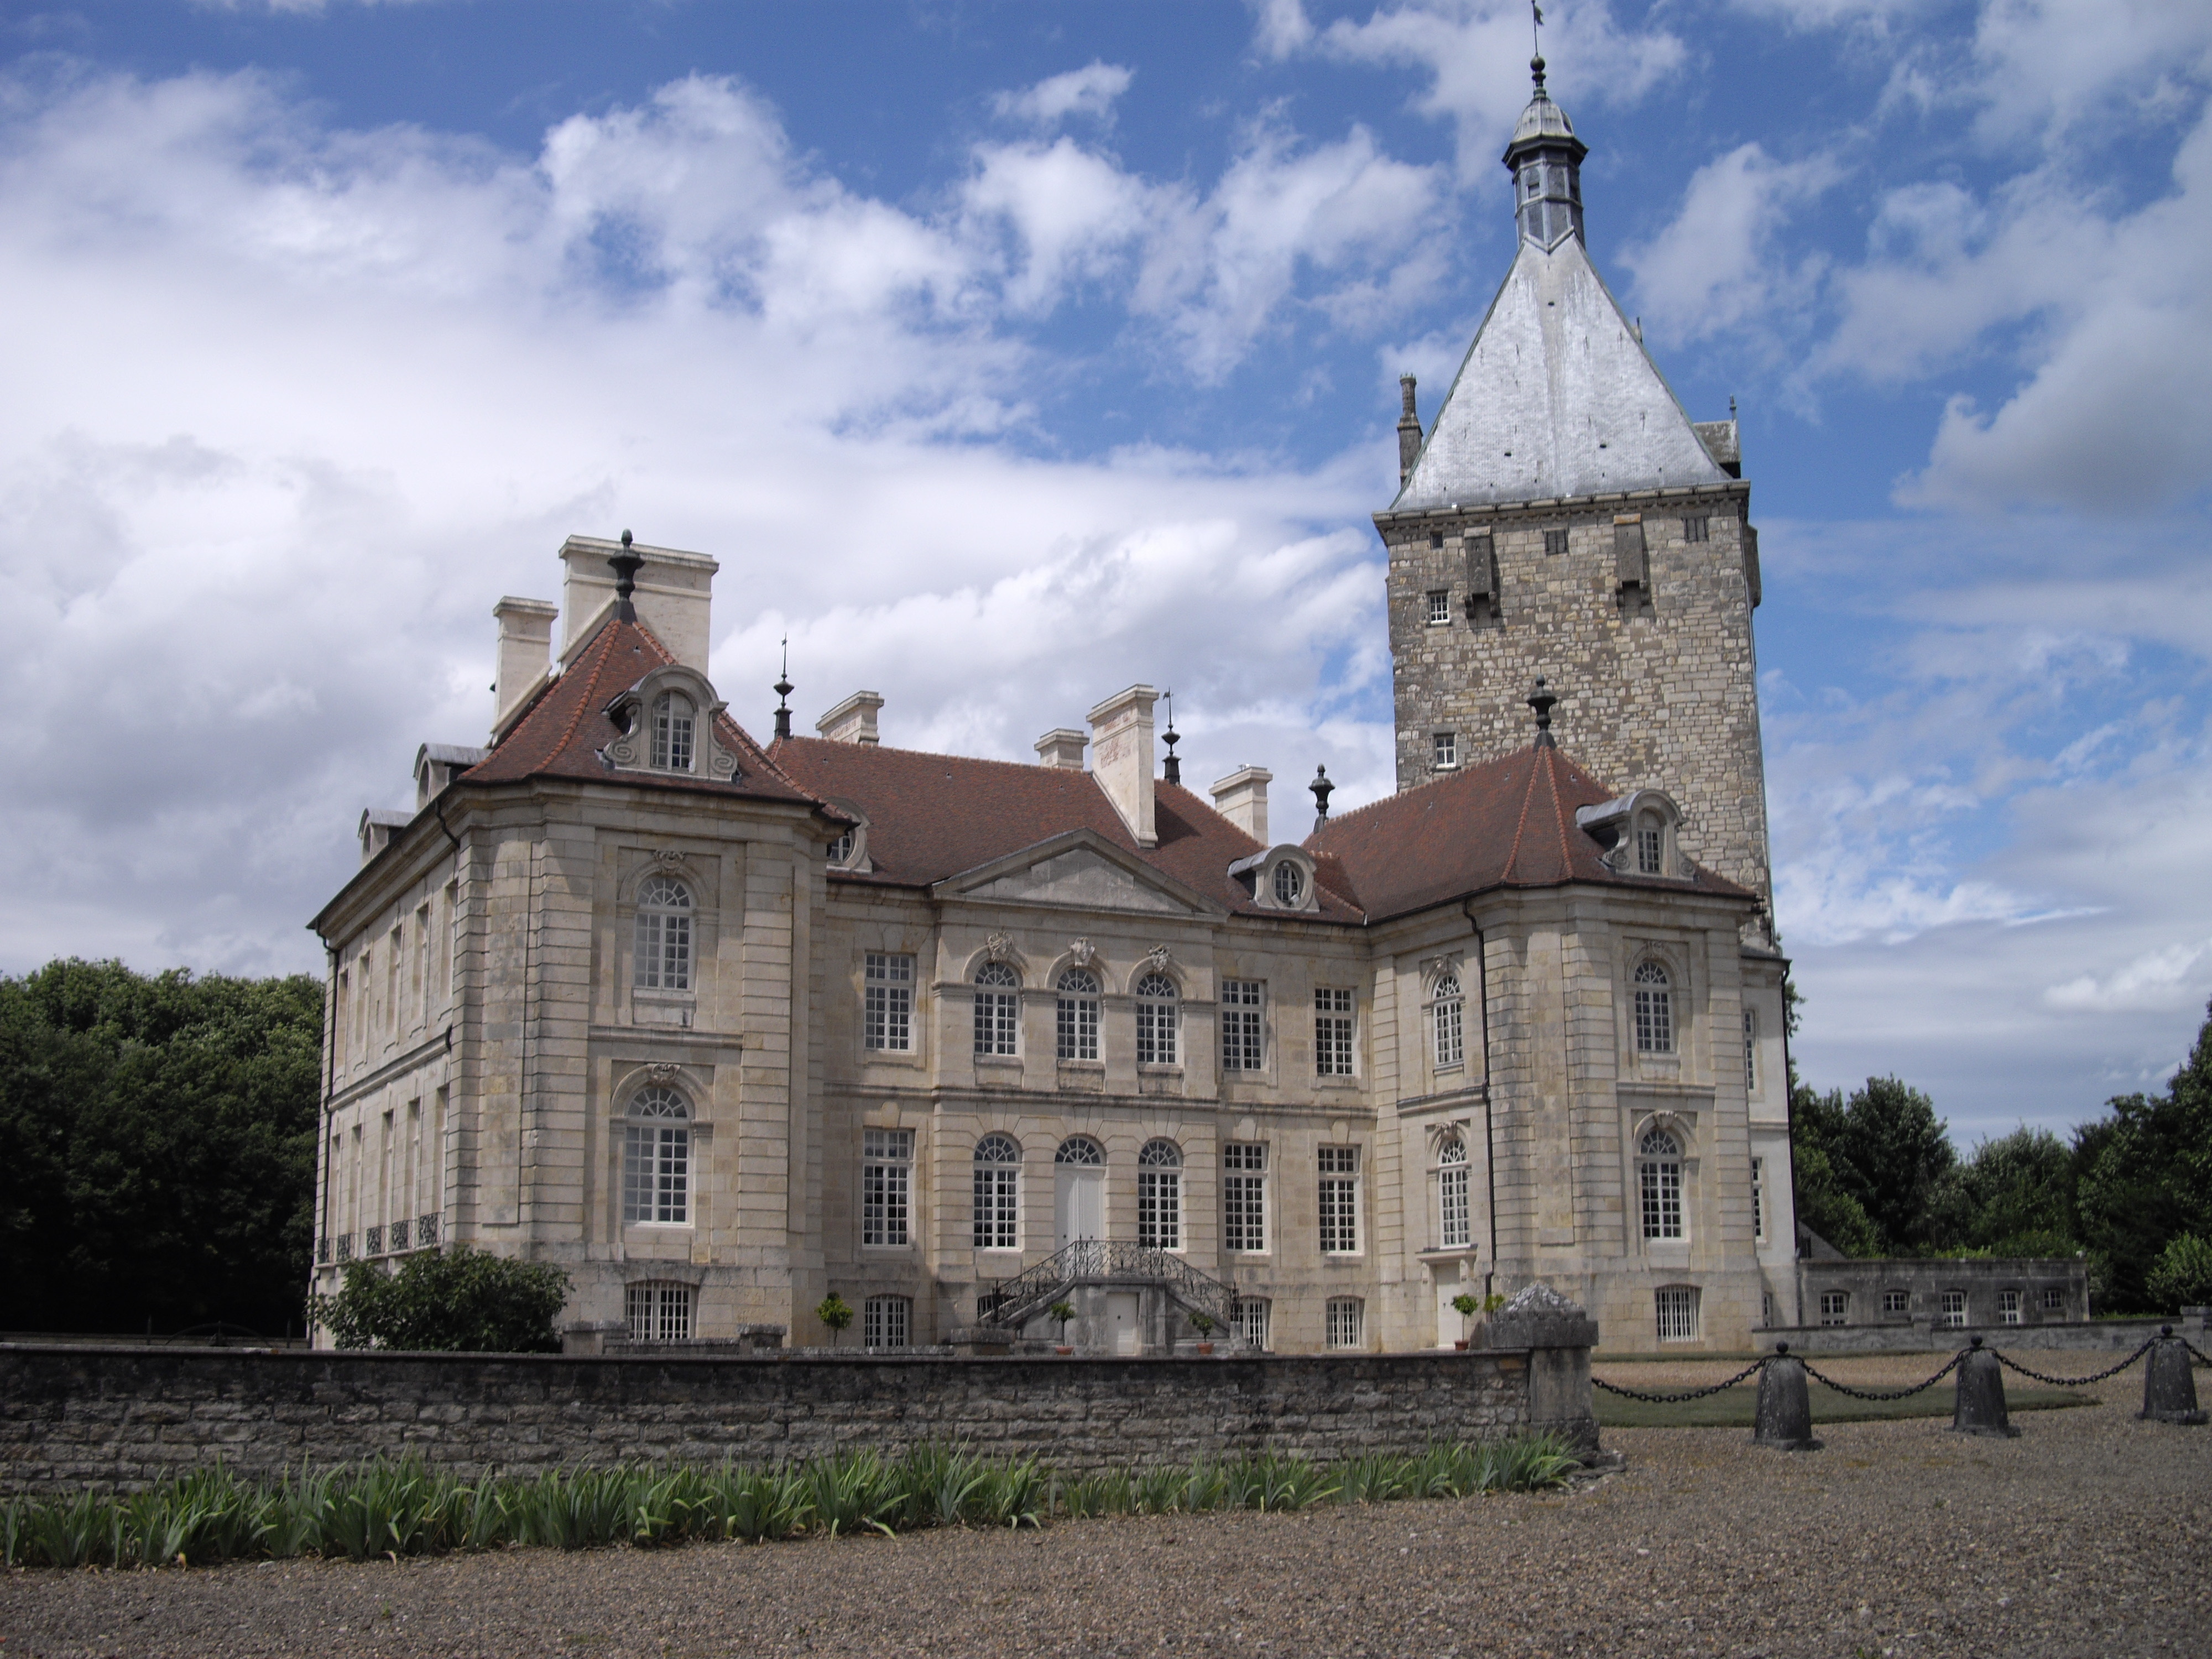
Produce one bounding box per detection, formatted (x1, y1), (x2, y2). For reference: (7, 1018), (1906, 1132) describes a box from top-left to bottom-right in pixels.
(1989, 1338), (2155, 1388)
(2184, 1340), (2212, 1369)
(1590, 1358), (1766, 1404)
(1797, 1351), (1963, 1401)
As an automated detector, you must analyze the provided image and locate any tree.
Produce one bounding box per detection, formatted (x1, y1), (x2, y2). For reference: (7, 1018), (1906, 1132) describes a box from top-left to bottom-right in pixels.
(1788, 1084), (1880, 1256)
(310, 1246), (570, 1352)
(1957, 1127), (2078, 1258)
(816, 1293), (855, 1346)
(0, 959), (322, 1335)
(2146, 1234), (2212, 1313)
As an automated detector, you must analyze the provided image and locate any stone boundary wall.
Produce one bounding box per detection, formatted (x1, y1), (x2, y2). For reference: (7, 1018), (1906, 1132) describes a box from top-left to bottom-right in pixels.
(0, 1344), (1597, 1496)
(1737, 1311), (2210, 1357)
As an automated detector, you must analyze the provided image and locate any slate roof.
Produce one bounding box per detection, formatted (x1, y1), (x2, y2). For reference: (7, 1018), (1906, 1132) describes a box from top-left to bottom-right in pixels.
(1303, 744), (1754, 924)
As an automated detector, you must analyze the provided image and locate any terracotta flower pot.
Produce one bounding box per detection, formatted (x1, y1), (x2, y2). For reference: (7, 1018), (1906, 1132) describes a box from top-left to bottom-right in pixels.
(1453, 1339), (1470, 1350)
(1056, 1345), (1074, 1356)
(1196, 1342), (1215, 1356)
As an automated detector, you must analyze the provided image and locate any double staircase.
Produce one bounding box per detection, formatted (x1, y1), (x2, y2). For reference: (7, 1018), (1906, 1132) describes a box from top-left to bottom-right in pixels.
(975, 1239), (1244, 1349)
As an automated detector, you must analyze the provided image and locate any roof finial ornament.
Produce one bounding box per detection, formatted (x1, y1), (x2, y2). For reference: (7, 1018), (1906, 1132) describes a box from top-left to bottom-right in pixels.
(1310, 764), (1334, 828)
(1531, 1), (1546, 88)
(1160, 689), (1181, 786)
(609, 529), (642, 624)
(773, 636), (794, 740)
(1527, 676), (1559, 748)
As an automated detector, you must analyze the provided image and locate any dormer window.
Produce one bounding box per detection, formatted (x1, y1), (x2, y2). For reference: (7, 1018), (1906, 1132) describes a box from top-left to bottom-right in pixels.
(1231, 846), (1319, 911)
(827, 829), (855, 864)
(1574, 789), (1686, 881)
(652, 693), (696, 771)
(1636, 821), (1663, 875)
(1272, 861), (1304, 905)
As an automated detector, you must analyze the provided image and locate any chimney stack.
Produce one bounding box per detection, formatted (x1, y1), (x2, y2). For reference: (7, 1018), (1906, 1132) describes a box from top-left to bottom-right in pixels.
(1397, 374), (1422, 484)
(492, 596), (558, 738)
(1035, 728), (1087, 770)
(556, 534), (718, 671)
(816, 691), (884, 745)
(1087, 685), (1159, 848)
(1209, 766), (1272, 843)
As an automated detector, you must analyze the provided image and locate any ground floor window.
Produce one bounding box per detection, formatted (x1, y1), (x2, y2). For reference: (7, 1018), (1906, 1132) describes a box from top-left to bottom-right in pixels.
(2041, 1286), (2065, 1313)
(864, 1295), (911, 1350)
(1655, 1285), (1700, 1343)
(1938, 1289), (1967, 1328)
(626, 1281), (693, 1343)
(1882, 1288), (1910, 1315)
(1325, 1297), (1364, 1349)
(1998, 1288), (2022, 1326)
(1819, 1290), (1849, 1326)
(1234, 1297), (1270, 1352)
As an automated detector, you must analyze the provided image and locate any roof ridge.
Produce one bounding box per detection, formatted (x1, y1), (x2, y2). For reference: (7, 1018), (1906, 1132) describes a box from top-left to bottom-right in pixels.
(1310, 748), (1530, 836)
(1542, 746), (1574, 875)
(1501, 749), (1540, 881)
(545, 618), (629, 761)
(776, 734), (1114, 779)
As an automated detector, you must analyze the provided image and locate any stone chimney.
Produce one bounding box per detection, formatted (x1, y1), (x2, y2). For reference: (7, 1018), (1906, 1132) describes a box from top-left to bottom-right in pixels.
(492, 596), (558, 738)
(1035, 728), (1087, 770)
(816, 691), (884, 745)
(556, 534), (718, 671)
(1209, 766), (1272, 843)
(1088, 686), (1159, 847)
(1397, 374), (1422, 484)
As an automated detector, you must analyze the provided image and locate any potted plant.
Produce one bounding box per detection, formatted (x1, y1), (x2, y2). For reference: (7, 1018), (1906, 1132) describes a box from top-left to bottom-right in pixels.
(1048, 1299), (1076, 1354)
(816, 1292), (854, 1348)
(1188, 1310), (1217, 1355)
(1449, 1292), (1479, 1349)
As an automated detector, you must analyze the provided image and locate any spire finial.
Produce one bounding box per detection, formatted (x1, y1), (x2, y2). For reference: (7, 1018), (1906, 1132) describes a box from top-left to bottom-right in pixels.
(1160, 690), (1181, 786)
(773, 635), (794, 740)
(1531, 1), (1546, 85)
(1527, 676), (1558, 748)
(1310, 763), (1334, 828)
(609, 528), (643, 623)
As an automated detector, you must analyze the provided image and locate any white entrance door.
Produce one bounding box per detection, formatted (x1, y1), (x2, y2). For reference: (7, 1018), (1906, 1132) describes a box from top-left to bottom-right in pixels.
(1107, 1291), (1142, 1355)
(1056, 1166), (1103, 1250)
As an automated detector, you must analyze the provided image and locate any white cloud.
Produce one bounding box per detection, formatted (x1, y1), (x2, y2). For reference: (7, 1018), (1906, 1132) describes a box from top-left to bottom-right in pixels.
(990, 62), (1134, 129)
(961, 137), (1154, 314)
(1621, 143), (1841, 348)
(2047, 940), (2212, 1014)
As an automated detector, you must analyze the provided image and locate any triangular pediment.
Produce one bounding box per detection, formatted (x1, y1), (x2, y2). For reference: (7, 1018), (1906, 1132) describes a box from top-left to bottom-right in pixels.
(934, 830), (1219, 916)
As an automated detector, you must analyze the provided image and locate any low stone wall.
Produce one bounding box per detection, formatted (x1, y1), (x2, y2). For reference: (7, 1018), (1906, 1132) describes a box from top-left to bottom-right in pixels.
(0, 1343), (1596, 1496)
(1754, 1310), (2210, 1356)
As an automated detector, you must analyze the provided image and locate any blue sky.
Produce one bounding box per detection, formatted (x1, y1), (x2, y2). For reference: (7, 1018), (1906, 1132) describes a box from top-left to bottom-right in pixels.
(3, 1), (2209, 1145)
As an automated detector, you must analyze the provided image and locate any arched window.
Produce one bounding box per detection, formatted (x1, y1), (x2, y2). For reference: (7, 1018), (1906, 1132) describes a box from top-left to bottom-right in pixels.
(974, 962), (1019, 1057)
(1633, 961), (1673, 1053)
(634, 875), (693, 992)
(1135, 972), (1178, 1066)
(1435, 1133), (1470, 1249)
(1432, 968), (1465, 1068)
(651, 692), (696, 772)
(1638, 1127), (1683, 1241)
(1054, 1136), (1103, 1166)
(827, 828), (855, 865)
(1272, 860), (1305, 906)
(1138, 1139), (1182, 1250)
(972, 1132), (1021, 1250)
(623, 1086), (691, 1225)
(1056, 968), (1100, 1062)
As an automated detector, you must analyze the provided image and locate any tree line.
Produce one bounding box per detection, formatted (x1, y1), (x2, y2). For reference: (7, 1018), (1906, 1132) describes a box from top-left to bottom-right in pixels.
(1791, 999), (2212, 1313)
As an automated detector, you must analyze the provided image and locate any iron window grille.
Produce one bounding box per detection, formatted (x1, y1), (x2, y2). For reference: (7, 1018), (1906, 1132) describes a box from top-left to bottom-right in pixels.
(623, 1086), (691, 1225)
(1633, 962), (1673, 1053)
(1314, 988), (1355, 1077)
(864, 954), (914, 1051)
(1432, 969), (1465, 1067)
(333, 1233), (354, 1263)
(627, 1281), (693, 1343)
(316, 1237), (332, 1265)
(1137, 1139), (1183, 1250)
(1223, 1143), (1267, 1253)
(973, 962), (1020, 1056)
(634, 875), (693, 992)
(1221, 980), (1265, 1071)
(1318, 1146), (1361, 1254)
(388, 1218), (410, 1253)
(1234, 1296), (1271, 1351)
(1436, 1136), (1471, 1249)
(972, 1133), (1021, 1250)
(1655, 1286), (1700, 1342)
(862, 1128), (914, 1246)
(863, 1295), (911, 1350)
(363, 1225), (383, 1256)
(1134, 973), (1178, 1066)
(1326, 1297), (1364, 1349)
(1639, 1129), (1684, 1240)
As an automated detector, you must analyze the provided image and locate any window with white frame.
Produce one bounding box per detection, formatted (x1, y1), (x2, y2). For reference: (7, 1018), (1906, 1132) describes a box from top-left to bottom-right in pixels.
(1432, 968), (1465, 1068)
(1655, 1286), (1700, 1342)
(1055, 1135), (1103, 1166)
(862, 1128), (912, 1246)
(1056, 968), (1100, 1061)
(634, 875), (693, 992)
(1635, 820), (1664, 876)
(826, 828), (855, 865)
(1326, 1297), (1364, 1349)
(1751, 1155), (1765, 1242)
(1435, 1133), (1472, 1249)
(650, 692), (696, 773)
(1315, 988), (1355, 1077)
(2041, 1286), (2065, 1313)
(1638, 1128), (1683, 1241)
(1433, 731), (1458, 769)
(1234, 1296), (1271, 1352)
(863, 1295), (911, 1350)
(973, 962), (1019, 1057)
(622, 1087), (691, 1225)
(1743, 1009), (1758, 1093)
(1138, 1139), (1183, 1250)
(1820, 1290), (1849, 1326)
(626, 1280), (693, 1343)
(1426, 589), (1451, 625)
(1938, 1289), (1966, 1328)
(1998, 1288), (2022, 1326)
(1221, 980), (1265, 1072)
(864, 954), (914, 1051)
(1633, 961), (1674, 1053)
(1223, 1143), (1267, 1253)
(1272, 860), (1306, 906)
(972, 1133), (1020, 1250)
(1882, 1288), (1910, 1316)
(1318, 1146), (1361, 1254)
(1135, 973), (1179, 1066)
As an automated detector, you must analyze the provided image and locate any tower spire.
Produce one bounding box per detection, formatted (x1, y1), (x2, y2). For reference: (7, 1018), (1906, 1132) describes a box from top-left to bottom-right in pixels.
(1503, 19), (1587, 251)
(773, 637), (794, 740)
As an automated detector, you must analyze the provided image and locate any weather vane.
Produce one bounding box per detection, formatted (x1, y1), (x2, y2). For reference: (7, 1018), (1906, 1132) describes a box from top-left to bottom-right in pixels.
(1532, 1), (1544, 58)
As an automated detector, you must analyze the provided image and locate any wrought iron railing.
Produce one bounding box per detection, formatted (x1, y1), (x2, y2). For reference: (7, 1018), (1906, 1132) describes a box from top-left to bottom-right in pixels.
(976, 1239), (1240, 1334)
(416, 1212), (440, 1247)
(388, 1218), (410, 1252)
(333, 1233), (354, 1263)
(363, 1225), (384, 1256)
(316, 1237), (332, 1265)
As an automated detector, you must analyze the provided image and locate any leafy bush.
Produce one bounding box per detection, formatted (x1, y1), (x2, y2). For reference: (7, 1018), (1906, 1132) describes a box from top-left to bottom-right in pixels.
(2146, 1233), (2212, 1312)
(309, 1246), (569, 1352)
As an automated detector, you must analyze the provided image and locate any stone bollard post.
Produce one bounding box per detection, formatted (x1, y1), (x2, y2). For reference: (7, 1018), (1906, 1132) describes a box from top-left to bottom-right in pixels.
(1483, 1284), (1601, 1456)
(2140, 1325), (2209, 1425)
(1753, 1342), (1820, 1451)
(1951, 1337), (2020, 1437)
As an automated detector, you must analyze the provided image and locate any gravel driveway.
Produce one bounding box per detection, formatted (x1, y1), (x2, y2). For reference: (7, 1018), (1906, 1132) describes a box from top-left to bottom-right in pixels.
(4, 1375), (2205, 1658)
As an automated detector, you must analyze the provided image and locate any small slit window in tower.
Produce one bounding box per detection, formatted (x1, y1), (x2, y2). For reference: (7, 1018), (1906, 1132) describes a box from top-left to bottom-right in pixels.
(1683, 515), (1710, 543)
(1543, 529), (1568, 556)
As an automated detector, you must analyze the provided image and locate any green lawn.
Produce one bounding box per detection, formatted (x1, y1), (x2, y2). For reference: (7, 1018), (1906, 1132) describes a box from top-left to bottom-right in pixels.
(1594, 1379), (2096, 1429)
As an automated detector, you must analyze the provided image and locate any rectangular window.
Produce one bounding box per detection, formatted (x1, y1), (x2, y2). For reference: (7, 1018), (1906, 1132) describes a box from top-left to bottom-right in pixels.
(625, 1281), (693, 1343)
(1938, 1289), (1967, 1329)
(1234, 1296), (1271, 1352)
(863, 1295), (911, 1350)
(623, 1122), (690, 1224)
(1683, 515), (1709, 543)
(1743, 1009), (1758, 1094)
(1135, 992), (1177, 1066)
(387, 927), (402, 1038)
(1820, 1290), (1849, 1326)
(1426, 589), (1451, 625)
(635, 907), (692, 992)
(1882, 1288), (1910, 1316)
(439, 881), (456, 1005)
(1636, 826), (1663, 875)
(1640, 1151), (1683, 1241)
(862, 1128), (913, 1246)
(1432, 731), (1457, 769)
(2041, 1286), (2065, 1313)
(1223, 1143), (1267, 1253)
(1326, 1297), (1364, 1349)
(864, 954), (914, 1052)
(1655, 1286), (1700, 1342)
(1438, 1160), (1471, 1250)
(1221, 980), (1265, 1072)
(1138, 1167), (1181, 1250)
(1314, 988), (1355, 1077)
(1433, 983), (1464, 1069)
(972, 1160), (1018, 1250)
(1318, 1146), (1361, 1254)
(1750, 1155), (1765, 1242)
(413, 904), (429, 1026)
(1056, 981), (1099, 1061)
(1998, 1288), (2022, 1326)
(1543, 528), (1568, 556)
(973, 982), (1018, 1056)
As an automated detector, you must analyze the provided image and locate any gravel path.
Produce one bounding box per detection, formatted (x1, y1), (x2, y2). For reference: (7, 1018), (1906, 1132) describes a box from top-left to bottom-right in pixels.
(4, 1386), (2205, 1658)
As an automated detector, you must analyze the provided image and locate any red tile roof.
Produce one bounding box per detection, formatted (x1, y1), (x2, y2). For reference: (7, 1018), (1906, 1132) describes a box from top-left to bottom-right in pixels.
(1305, 744), (1755, 922)
(465, 617), (821, 806)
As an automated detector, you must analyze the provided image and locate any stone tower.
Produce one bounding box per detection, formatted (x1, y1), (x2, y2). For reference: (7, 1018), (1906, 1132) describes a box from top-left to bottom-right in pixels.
(1376, 60), (1772, 918)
